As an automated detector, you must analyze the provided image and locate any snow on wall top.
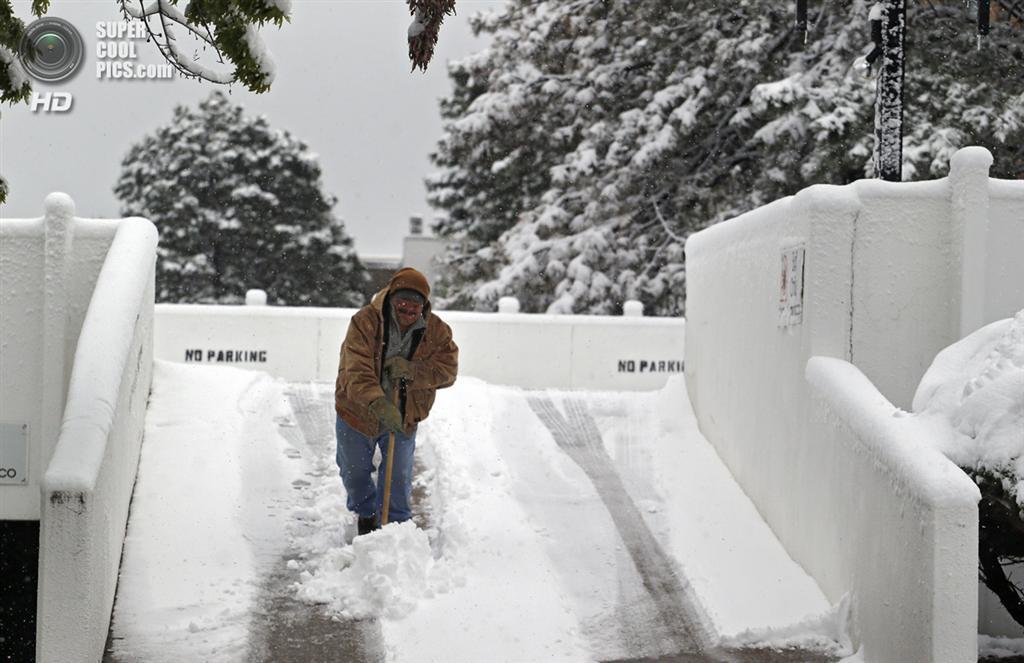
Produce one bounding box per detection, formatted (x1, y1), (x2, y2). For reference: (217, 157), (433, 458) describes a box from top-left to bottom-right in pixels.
(989, 177), (1024, 199)
(950, 146), (995, 176)
(688, 167), (958, 258)
(43, 217), (158, 492)
(43, 191), (76, 220)
(806, 356), (980, 510)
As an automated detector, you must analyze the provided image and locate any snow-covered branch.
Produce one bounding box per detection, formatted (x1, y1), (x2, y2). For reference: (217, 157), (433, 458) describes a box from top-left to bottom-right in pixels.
(651, 201), (686, 243)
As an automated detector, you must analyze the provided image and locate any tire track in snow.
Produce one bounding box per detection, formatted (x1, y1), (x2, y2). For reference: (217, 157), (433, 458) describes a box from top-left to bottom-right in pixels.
(527, 394), (722, 660)
(527, 395), (840, 663)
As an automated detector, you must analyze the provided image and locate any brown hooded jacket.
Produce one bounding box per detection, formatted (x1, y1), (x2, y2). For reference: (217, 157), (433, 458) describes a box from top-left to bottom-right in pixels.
(334, 268), (458, 437)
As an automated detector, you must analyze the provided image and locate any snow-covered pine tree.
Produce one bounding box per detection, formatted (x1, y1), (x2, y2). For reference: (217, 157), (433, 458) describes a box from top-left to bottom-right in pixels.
(0, 1), (33, 106)
(428, 0), (1024, 316)
(115, 91), (368, 306)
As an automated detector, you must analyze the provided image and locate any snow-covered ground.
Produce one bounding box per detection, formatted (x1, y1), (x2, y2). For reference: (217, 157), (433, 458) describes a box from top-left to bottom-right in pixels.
(109, 360), (856, 661)
(109, 362), (303, 661)
(980, 635), (1024, 659)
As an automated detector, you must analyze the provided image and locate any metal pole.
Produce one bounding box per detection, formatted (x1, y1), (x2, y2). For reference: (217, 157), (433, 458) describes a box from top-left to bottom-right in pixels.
(874, 0), (906, 181)
(796, 0), (808, 44)
(977, 0), (990, 49)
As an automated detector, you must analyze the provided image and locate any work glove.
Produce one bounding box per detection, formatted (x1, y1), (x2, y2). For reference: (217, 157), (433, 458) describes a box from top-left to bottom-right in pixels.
(369, 397), (404, 434)
(384, 356), (415, 382)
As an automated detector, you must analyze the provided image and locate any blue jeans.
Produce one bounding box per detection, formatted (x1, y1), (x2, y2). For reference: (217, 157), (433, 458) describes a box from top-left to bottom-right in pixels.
(335, 415), (416, 524)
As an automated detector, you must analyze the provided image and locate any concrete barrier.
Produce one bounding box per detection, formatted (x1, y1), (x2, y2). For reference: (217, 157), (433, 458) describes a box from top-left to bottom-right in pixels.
(984, 176), (1024, 328)
(0, 202), (131, 520)
(806, 357), (979, 662)
(684, 147), (1023, 659)
(3, 191), (158, 663)
(154, 303), (686, 391)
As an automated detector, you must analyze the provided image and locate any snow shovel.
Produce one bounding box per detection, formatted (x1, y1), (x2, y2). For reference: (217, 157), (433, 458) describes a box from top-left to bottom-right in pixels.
(380, 381), (400, 526)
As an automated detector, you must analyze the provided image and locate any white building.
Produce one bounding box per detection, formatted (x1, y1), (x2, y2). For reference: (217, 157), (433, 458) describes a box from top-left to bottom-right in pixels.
(359, 215), (446, 300)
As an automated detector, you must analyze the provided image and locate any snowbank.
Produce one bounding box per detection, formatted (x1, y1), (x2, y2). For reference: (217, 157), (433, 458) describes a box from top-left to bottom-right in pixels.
(914, 310), (1024, 637)
(914, 311), (1024, 510)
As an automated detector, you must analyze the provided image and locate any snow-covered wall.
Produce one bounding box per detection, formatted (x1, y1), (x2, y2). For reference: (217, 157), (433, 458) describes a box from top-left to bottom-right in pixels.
(685, 147), (1022, 661)
(0, 200), (120, 520)
(846, 179), (958, 410)
(968, 168), (1024, 640)
(38, 212), (157, 663)
(985, 178), (1024, 326)
(153, 305), (685, 390)
(805, 357), (979, 662)
(0, 194), (159, 663)
(0, 219), (46, 516)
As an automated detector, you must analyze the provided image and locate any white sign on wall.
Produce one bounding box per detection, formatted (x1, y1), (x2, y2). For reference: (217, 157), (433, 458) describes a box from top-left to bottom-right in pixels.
(0, 422), (29, 485)
(778, 244), (806, 327)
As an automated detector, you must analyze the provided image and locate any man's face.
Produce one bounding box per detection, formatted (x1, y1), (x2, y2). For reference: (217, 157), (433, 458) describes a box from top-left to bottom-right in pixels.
(393, 295), (424, 330)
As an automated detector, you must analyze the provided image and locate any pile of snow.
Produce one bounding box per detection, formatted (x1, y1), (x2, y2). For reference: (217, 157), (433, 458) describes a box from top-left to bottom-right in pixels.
(914, 310), (1024, 511)
(721, 596), (851, 654)
(292, 521), (447, 620)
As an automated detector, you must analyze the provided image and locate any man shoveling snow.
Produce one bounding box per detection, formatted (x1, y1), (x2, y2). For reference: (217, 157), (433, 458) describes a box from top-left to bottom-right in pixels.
(334, 267), (459, 535)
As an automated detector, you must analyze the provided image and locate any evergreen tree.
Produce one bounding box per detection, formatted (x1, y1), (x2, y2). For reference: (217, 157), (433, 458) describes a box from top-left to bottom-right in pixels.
(428, 0), (1024, 315)
(115, 91), (368, 306)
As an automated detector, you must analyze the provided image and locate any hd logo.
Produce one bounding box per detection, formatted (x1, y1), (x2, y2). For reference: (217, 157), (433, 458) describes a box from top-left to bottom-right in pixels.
(19, 17), (85, 113)
(29, 91), (73, 113)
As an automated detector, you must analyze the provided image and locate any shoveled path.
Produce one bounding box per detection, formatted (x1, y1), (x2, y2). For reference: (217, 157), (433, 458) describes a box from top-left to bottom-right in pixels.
(243, 384), (384, 663)
(245, 384), (435, 663)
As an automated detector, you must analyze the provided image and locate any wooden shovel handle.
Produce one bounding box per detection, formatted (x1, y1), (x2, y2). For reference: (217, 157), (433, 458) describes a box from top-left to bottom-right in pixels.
(380, 381), (400, 526)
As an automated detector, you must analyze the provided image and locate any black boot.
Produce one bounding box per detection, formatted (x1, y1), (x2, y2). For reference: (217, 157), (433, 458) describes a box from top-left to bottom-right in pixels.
(357, 514), (378, 536)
